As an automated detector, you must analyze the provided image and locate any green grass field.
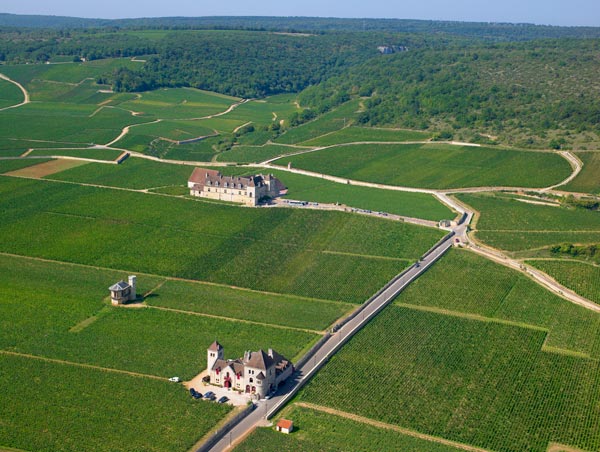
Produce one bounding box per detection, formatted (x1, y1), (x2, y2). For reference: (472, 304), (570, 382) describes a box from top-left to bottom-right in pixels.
(235, 405), (464, 452)
(0, 176), (441, 303)
(301, 126), (432, 146)
(274, 143), (572, 189)
(527, 260), (600, 304)
(564, 152), (600, 194)
(459, 193), (600, 251)
(0, 354), (232, 452)
(299, 304), (600, 452)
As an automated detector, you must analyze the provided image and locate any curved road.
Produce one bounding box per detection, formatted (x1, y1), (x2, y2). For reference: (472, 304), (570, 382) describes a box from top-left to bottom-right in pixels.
(0, 73), (30, 111)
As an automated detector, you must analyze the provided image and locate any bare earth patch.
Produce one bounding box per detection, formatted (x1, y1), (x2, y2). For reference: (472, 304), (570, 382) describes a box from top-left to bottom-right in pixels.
(6, 159), (89, 178)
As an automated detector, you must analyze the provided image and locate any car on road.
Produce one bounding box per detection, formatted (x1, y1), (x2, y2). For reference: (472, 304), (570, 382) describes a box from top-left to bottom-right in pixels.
(203, 391), (216, 401)
(217, 396), (229, 404)
(168, 376), (181, 383)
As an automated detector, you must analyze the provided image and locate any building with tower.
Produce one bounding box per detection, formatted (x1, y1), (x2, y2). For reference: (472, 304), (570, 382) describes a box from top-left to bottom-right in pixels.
(206, 341), (293, 399)
(108, 275), (137, 305)
(188, 168), (285, 206)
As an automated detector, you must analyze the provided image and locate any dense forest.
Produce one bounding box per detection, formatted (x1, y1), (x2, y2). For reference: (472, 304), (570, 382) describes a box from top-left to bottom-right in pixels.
(1, 15), (599, 148)
(2, 13), (600, 41)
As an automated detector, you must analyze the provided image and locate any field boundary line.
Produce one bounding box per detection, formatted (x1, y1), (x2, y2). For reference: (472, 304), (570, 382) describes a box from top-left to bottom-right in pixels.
(394, 302), (549, 333)
(0, 350), (166, 381)
(146, 305), (326, 335)
(321, 250), (412, 262)
(0, 252), (348, 307)
(0, 73), (30, 111)
(294, 402), (491, 452)
(526, 258), (600, 268)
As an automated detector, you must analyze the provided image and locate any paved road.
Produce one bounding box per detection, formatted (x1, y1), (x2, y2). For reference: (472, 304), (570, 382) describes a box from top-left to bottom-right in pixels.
(205, 231), (455, 452)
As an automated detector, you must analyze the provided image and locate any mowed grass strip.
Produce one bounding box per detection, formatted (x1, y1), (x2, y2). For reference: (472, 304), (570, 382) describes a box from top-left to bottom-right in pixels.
(0, 254), (317, 379)
(28, 148), (123, 161)
(0, 177), (441, 302)
(458, 193), (600, 251)
(299, 305), (600, 452)
(274, 143), (572, 189)
(395, 249), (600, 357)
(527, 260), (600, 305)
(564, 151), (600, 194)
(0, 354), (231, 452)
(234, 404), (465, 452)
(148, 280), (353, 331)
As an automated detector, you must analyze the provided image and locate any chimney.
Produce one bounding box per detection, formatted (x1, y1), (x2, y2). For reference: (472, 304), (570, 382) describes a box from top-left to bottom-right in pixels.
(244, 351), (250, 362)
(268, 348), (273, 357)
(128, 275), (137, 301)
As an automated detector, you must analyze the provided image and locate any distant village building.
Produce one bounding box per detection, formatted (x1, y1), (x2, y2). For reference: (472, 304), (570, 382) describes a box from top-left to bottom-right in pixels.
(206, 341), (293, 399)
(377, 45), (394, 54)
(108, 275), (137, 305)
(276, 419), (294, 434)
(188, 168), (285, 206)
(377, 45), (409, 54)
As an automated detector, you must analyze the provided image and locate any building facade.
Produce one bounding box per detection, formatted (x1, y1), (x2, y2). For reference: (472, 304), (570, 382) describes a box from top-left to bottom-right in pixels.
(206, 341), (293, 399)
(108, 275), (136, 305)
(188, 168), (285, 206)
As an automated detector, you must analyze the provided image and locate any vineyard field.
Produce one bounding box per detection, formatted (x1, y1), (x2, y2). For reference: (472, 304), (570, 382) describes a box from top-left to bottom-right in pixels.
(0, 354), (231, 452)
(299, 305), (600, 452)
(459, 193), (600, 251)
(0, 158), (52, 173)
(0, 254), (318, 379)
(147, 279), (353, 331)
(527, 260), (600, 304)
(234, 405), (464, 452)
(564, 151), (600, 194)
(46, 156), (195, 189)
(396, 249), (600, 357)
(274, 99), (362, 145)
(301, 126), (431, 146)
(274, 143), (571, 189)
(0, 176), (440, 302)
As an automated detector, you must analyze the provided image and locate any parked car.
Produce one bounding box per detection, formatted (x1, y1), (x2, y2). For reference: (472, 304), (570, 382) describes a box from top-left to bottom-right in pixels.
(168, 376), (181, 383)
(203, 391), (216, 401)
(217, 396), (229, 404)
(192, 391), (203, 399)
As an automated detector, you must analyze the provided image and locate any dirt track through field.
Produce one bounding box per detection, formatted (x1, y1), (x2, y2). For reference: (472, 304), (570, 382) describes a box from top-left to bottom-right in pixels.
(0, 73), (30, 111)
(294, 402), (490, 452)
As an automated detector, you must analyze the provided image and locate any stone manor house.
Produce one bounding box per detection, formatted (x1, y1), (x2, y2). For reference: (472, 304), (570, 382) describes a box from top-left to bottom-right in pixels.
(206, 341), (293, 399)
(188, 168), (285, 206)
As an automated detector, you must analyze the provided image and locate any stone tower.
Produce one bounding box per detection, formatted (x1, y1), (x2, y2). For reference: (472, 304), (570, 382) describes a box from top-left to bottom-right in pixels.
(128, 275), (137, 301)
(207, 341), (223, 371)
